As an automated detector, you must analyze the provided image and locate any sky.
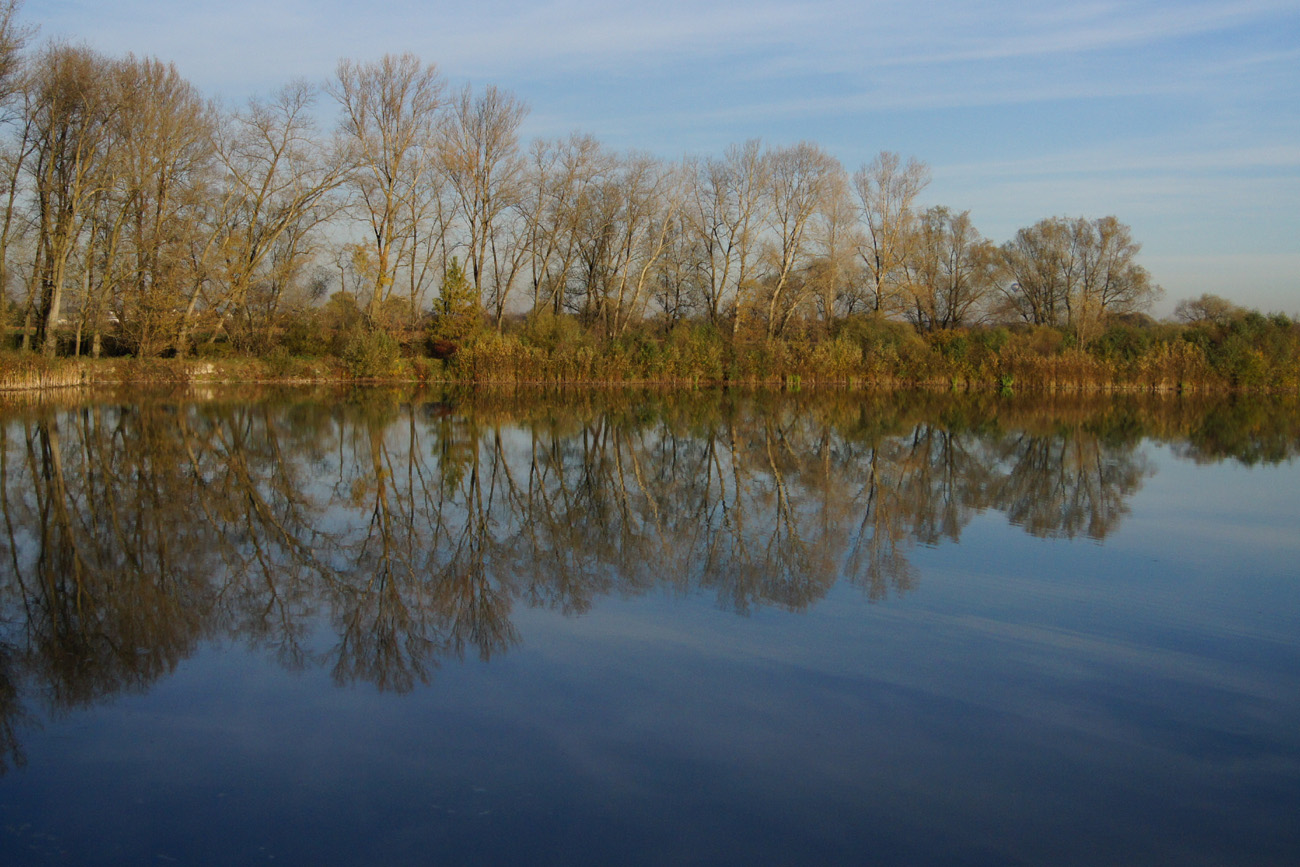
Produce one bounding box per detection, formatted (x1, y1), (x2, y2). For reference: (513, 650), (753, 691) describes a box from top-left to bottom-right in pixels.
(22, 0), (1300, 316)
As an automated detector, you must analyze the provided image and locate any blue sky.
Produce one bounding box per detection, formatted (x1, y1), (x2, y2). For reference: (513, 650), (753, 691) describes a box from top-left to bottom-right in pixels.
(24, 0), (1300, 315)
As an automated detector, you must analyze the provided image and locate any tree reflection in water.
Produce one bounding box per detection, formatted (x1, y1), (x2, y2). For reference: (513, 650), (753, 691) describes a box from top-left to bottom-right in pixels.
(0, 388), (1296, 771)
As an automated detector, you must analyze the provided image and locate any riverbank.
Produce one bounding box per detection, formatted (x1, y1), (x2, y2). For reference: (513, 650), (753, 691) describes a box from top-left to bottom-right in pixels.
(3, 315), (1298, 394)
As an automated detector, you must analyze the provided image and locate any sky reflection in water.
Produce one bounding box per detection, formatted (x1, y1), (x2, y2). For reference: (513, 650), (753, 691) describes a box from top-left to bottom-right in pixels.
(0, 389), (1297, 865)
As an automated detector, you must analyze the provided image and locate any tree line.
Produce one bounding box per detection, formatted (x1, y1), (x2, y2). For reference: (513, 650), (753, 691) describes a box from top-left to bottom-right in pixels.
(0, 0), (1186, 370)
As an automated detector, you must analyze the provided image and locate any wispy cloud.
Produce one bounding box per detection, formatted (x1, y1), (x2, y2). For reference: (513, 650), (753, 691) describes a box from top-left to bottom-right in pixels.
(865, 0), (1298, 67)
(942, 143), (1300, 180)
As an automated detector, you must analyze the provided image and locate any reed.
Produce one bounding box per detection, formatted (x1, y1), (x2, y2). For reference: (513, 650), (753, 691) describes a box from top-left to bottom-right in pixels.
(0, 354), (91, 391)
(4, 312), (1298, 393)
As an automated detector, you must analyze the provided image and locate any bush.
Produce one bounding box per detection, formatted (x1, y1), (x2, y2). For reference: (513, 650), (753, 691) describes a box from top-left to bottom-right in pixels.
(280, 307), (331, 357)
(1091, 325), (1153, 365)
(521, 310), (590, 355)
(263, 346), (300, 378)
(340, 328), (402, 379)
(1006, 324), (1068, 357)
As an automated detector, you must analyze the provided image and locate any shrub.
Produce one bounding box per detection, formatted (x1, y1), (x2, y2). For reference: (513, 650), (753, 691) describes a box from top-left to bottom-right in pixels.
(280, 307), (331, 357)
(263, 346), (300, 378)
(340, 328), (401, 379)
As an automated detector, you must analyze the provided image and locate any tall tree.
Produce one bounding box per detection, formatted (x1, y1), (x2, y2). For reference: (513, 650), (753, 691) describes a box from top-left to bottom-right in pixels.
(105, 54), (215, 357)
(684, 140), (770, 332)
(998, 216), (1071, 326)
(807, 167), (858, 327)
(520, 134), (613, 318)
(0, 1), (26, 100)
(330, 53), (444, 324)
(762, 141), (841, 337)
(906, 207), (996, 330)
(853, 151), (930, 316)
(1070, 215), (1160, 329)
(207, 81), (344, 353)
(439, 83), (527, 327)
(573, 151), (680, 338)
(999, 215), (1159, 333)
(0, 0), (33, 336)
(28, 43), (116, 356)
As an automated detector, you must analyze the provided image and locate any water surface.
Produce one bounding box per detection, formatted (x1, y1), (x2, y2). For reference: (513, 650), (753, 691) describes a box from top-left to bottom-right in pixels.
(0, 389), (1297, 865)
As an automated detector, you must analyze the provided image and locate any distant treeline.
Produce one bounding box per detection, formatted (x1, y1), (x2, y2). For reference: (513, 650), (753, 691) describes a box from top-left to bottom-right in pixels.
(0, 1), (1292, 392)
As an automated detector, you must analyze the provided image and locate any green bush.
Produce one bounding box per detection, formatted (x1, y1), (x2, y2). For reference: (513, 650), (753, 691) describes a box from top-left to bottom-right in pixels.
(340, 328), (402, 379)
(280, 307), (331, 357)
(263, 346), (300, 378)
(521, 310), (591, 355)
(1091, 325), (1153, 364)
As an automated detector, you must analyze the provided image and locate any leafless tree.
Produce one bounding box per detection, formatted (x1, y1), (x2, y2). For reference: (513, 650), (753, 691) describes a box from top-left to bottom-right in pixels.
(572, 151), (681, 337)
(0, 0), (33, 336)
(206, 81), (345, 352)
(27, 43), (117, 356)
(761, 141), (842, 337)
(330, 53), (445, 324)
(684, 140), (770, 332)
(999, 215), (1159, 334)
(520, 133), (613, 318)
(103, 55), (215, 356)
(439, 83), (528, 326)
(906, 207), (997, 330)
(853, 151), (930, 316)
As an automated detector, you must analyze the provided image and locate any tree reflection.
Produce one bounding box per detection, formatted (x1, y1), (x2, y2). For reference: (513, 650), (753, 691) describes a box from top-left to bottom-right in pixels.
(0, 389), (1295, 767)
(994, 427), (1151, 539)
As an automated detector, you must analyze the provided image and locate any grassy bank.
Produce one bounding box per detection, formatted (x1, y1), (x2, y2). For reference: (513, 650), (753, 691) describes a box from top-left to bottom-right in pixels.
(4, 312), (1298, 394)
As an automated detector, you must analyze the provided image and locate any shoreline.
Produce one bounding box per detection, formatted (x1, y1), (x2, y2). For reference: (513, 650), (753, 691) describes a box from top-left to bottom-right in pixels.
(0, 354), (1295, 396)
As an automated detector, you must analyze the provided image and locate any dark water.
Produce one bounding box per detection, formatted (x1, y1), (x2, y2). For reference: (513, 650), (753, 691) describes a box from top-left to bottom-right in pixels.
(0, 388), (1297, 865)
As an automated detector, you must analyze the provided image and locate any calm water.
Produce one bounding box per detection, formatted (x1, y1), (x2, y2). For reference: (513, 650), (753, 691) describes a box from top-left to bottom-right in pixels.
(0, 388), (1297, 865)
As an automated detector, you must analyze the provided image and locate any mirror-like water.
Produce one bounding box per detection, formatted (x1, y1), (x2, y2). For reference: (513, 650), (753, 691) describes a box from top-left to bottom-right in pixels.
(0, 389), (1297, 865)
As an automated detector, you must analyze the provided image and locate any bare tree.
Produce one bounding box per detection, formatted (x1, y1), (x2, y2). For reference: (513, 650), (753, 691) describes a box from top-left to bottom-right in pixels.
(104, 55), (215, 357)
(27, 43), (117, 356)
(612, 155), (683, 337)
(439, 83), (528, 327)
(998, 216), (1071, 326)
(1071, 215), (1160, 329)
(906, 207), (996, 330)
(572, 151), (681, 337)
(520, 133), (613, 318)
(0, 90), (34, 343)
(852, 151), (930, 316)
(649, 205), (697, 328)
(0, 1), (27, 101)
(684, 140), (770, 332)
(762, 141), (841, 337)
(330, 53), (444, 324)
(206, 81), (345, 352)
(0, 0), (34, 337)
(397, 147), (455, 324)
(999, 215), (1159, 333)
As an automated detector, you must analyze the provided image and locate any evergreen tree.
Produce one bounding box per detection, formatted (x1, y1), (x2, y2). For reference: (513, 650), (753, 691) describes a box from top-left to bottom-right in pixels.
(428, 257), (479, 355)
